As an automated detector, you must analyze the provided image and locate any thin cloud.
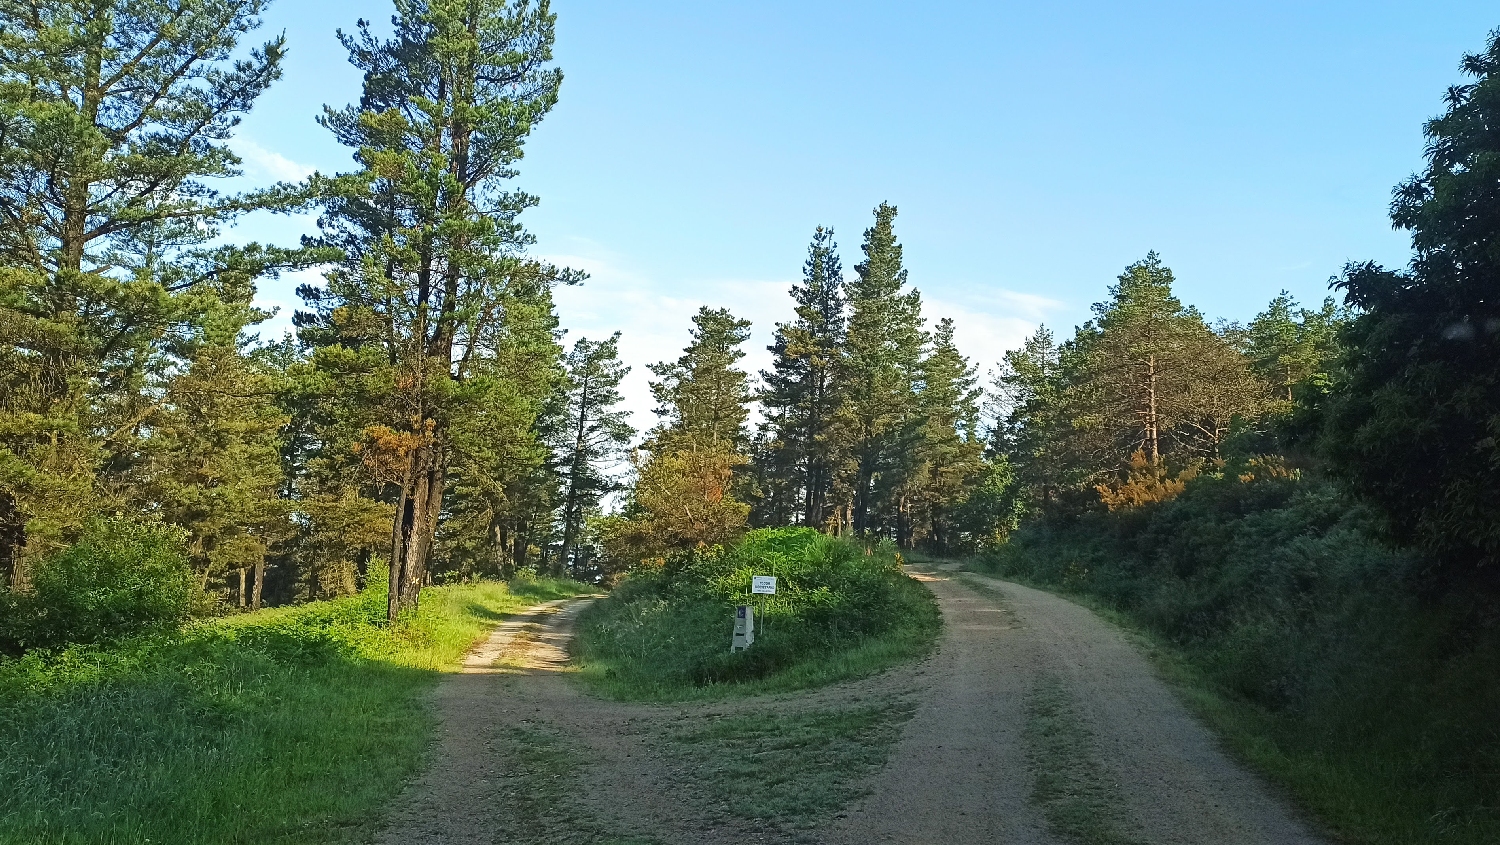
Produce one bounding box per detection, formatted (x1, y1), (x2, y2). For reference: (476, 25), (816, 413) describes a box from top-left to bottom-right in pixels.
(233, 138), (316, 183)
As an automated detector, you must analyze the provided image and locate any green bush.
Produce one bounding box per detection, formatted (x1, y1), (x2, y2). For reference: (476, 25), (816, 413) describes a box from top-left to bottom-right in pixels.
(2, 518), (196, 651)
(576, 528), (939, 698)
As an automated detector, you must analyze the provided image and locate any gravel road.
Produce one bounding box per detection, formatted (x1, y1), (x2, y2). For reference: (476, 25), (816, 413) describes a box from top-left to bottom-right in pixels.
(372, 572), (1330, 844)
(827, 569), (1328, 844)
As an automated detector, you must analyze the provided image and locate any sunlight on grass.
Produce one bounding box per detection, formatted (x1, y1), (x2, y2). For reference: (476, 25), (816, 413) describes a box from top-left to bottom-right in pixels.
(0, 576), (588, 845)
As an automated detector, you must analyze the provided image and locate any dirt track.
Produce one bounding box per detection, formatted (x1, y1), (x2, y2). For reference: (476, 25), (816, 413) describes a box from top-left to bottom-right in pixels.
(372, 572), (1329, 844)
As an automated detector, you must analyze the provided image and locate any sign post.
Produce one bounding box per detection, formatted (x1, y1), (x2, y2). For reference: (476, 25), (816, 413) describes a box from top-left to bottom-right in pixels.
(731, 604), (755, 652)
(731, 577), (777, 653)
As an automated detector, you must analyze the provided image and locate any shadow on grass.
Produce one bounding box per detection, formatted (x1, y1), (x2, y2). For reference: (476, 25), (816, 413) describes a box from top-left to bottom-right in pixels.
(0, 577), (589, 845)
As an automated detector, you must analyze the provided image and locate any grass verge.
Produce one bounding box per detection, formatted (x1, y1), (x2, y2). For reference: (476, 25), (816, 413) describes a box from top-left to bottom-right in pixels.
(487, 724), (662, 845)
(0, 575), (587, 845)
(1025, 673), (1142, 845)
(574, 528), (940, 702)
(666, 698), (917, 836)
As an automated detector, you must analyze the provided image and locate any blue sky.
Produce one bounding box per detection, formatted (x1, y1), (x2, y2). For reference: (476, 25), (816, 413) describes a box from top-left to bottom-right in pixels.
(226, 1), (1499, 426)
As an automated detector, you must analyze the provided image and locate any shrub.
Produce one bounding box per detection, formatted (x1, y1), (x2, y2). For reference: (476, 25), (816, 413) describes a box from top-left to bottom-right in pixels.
(2, 518), (196, 651)
(576, 528), (939, 696)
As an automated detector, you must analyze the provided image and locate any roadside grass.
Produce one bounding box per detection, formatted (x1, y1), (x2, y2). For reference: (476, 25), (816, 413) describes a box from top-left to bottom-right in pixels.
(667, 698), (917, 836)
(1025, 673), (1143, 845)
(574, 528), (940, 702)
(0, 575), (587, 845)
(488, 724), (662, 845)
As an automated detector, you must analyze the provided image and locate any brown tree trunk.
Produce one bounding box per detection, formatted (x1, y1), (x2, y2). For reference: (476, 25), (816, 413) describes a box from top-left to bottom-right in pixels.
(252, 559), (265, 611)
(1146, 353), (1160, 465)
(388, 445), (444, 621)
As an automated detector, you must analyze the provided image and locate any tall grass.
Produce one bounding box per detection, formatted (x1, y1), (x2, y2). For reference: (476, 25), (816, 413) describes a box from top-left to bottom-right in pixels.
(575, 528), (940, 700)
(980, 472), (1500, 845)
(0, 575), (586, 845)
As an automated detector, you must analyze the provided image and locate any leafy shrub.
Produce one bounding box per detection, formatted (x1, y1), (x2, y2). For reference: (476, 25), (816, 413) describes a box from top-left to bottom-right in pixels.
(1, 518), (196, 651)
(576, 528), (939, 696)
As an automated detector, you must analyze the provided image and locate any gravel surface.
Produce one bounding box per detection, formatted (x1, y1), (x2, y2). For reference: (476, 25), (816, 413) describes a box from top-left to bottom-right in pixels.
(372, 572), (1330, 845)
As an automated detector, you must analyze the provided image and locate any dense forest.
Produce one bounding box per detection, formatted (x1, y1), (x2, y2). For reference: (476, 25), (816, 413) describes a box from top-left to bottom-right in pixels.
(4, 0), (1500, 677)
(0, 0), (637, 636)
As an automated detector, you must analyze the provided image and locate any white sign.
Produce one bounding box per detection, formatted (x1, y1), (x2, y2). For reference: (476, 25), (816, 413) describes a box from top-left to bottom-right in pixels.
(751, 575), (777, 595)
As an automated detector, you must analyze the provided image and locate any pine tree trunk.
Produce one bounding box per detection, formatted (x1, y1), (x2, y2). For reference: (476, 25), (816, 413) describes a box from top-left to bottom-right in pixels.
(238, 568), (247, 608)
(0, 492), (24, 592)
(1146, 353), (1160, 465)
(251, 559), (265, 611)
(388, 445), (444, 621)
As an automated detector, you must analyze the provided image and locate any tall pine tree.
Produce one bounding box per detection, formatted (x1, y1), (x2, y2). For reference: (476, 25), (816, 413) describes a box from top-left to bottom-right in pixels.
(838, 203), (925, 537)
(310, 0), (570, 619)
(756, 226), (845, 528)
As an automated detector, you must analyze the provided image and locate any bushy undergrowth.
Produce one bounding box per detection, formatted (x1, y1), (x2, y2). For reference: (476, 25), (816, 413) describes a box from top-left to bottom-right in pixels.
(575, 528), (939, 699)
(1, 518), (196, 653)
(981, 472), (1500, 844)
(0, 574), (586, 845)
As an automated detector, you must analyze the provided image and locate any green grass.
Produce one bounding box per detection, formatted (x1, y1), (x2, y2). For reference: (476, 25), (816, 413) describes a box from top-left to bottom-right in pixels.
(573, 528), (941, 701)
(483, 724), (662, 845)
(667, 699), (917, 835)
(0, 575), (587, 845)
(1025, 673), (1142, 845)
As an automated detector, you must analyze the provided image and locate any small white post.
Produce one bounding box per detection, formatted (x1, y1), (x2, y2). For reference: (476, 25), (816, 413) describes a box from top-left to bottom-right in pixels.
(731, 604), (755, 652)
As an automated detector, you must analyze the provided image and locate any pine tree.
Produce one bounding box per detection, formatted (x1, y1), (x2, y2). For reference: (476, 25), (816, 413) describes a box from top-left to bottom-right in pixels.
(604, 306), (753, 563)
(144, 303), (290, 608)
(910, 317), (985, 552)
(647, 307), (753, 453)
(1246, 292), (1347, 404)
(311, 0), (570, 619)
(838, 203), (925, 537)
(0, 0), (313, 587)
(756, 226), (845, 528)
(556, 333), (634, 576)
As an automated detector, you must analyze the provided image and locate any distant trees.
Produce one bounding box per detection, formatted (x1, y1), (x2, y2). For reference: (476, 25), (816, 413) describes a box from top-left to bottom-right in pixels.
(740, 206), (1009, 554)
(556, 334), (634, 575)
(996, 254), (1289, 513)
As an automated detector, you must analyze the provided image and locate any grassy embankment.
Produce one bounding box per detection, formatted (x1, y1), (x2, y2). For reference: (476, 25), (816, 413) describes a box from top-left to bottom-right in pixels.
(0, 575), (587, 845)
(975, 471), (1500, 845)
(574, 528), (937, 837)
(573, 527), (940, 701)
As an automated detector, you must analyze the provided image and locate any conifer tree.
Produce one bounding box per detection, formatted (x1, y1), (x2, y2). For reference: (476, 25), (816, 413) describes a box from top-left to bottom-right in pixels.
(144, 304), (290, 608)
(1246, 292), (1346, 404)
(838, 203), (925, 537)
(910, 318), (985, 551)
(647, 307), (753, 453)
(0, 0), (313, 586)
(310, 0), (570, 619)
(756, 226), (845, 528)
(602, 307), (753, 564)
(556, 333), (633, 575)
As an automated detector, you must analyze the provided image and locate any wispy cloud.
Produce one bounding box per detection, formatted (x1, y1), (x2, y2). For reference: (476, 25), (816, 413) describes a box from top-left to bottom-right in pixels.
(233, 138), (316, 183)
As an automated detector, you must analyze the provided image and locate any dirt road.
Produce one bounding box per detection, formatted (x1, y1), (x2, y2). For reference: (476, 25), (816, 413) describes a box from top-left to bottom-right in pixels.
(827, 570), (1327, 844)
(372, 572), (1328, 844)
